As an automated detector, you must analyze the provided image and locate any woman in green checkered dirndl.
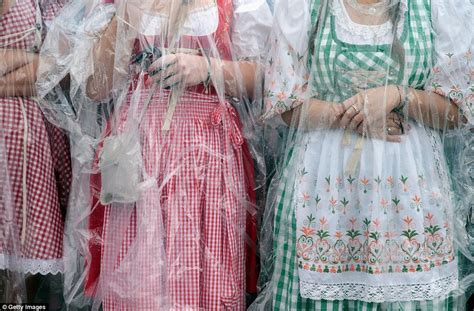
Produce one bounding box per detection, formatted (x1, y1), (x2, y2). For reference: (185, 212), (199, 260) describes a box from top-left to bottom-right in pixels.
(252, 0), (474, 310)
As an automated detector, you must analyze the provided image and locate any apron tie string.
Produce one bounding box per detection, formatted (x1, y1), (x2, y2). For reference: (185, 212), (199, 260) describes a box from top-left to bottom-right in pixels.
(343, 131), (365, 176)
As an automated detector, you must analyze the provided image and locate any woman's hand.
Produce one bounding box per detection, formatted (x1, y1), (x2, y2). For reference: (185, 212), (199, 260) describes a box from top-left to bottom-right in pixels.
(0, 49), (36, 77)
(283, 101), (346, 129)
(0, 56), (39, 97)
(283, 96), (408, 144)
(339, 85), (401, 131)
(355, 111), (409, 143)
(148, 53), (209, 88)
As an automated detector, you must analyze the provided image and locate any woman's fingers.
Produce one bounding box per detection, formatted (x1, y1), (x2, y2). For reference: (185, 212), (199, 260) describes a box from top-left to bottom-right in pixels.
(340, 94), (364, 128)
(146, 53), (209, 88)
(388, 112), (411, 134)
(386, 125), (402, 136)
(328, 103), (346, 128)
(161, 73), (182, 88)
(356, 122), (402, 143)
(148, 54), (177, 75)
(386, 118), (404, 135)
(362, 130), (402, 143)
(333, 102), (346, 115)
(347, 112), (364, 131)
(341, 94), (360, 111)
(382, 134), (402, 143)
(151, 59), (178, 85)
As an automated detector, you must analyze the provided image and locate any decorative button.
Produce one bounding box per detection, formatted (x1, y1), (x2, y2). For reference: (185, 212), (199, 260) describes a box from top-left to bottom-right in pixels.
(210, 106), (223, 126)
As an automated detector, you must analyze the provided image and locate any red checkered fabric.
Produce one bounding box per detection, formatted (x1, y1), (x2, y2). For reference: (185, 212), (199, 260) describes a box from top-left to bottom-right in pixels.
(0, 0), (37, 50)
(93, 91), (248, 310)
(38, 0), (68, 24)
(0, 0), (65, 50)
(0, 0), (71, 272)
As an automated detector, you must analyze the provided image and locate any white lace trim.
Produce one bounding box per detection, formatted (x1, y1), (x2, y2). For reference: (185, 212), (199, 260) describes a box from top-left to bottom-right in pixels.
(0, 253), (63, 275)
(332, 0), (407, 45)
(139, 4), (219, 36)
(300, 271), (458, 302)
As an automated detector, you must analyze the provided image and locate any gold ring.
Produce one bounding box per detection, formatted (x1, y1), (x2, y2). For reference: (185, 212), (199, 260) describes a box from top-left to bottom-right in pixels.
(351, 104), (360, 114)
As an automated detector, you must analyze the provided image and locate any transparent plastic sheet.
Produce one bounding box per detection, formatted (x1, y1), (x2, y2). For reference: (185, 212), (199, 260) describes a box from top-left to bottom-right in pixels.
(252, 0), (473, 310)
(0, 124), (25, 303)
(36, 0), (272, 309)
(1, 0), (71, 308)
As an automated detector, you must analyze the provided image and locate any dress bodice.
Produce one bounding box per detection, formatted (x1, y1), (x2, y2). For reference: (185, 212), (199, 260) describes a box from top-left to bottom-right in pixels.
(310, 0), (433, 102)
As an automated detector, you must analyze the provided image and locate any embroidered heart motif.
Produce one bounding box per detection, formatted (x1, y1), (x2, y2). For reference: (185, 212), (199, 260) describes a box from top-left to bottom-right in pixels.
(368, 240), (383, 264)
(401, 239), (421, 261)
(426, 234), (444, 253)
(333, 239), (347, 256)
(314, 239), (331, 262)
(331, 239), (347, 263)
(297, 236), (314, 261)
(347, 238), (362, 261)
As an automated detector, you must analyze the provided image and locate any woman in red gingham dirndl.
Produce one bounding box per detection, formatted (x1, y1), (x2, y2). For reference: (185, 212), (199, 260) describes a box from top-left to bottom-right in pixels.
(85, 0), (258, 309)
(0, 0), (71, 275)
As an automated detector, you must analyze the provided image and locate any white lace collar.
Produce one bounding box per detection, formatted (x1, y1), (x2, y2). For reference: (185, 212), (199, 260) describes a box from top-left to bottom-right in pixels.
(139, 3), (219, 37)
(332, 0), (407, 45)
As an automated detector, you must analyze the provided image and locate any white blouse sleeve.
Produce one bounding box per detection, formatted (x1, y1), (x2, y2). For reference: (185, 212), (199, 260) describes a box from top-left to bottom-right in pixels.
(261, 0), (312, 121)
(231, 0), (272, 59)
(428, 0), (474, 124)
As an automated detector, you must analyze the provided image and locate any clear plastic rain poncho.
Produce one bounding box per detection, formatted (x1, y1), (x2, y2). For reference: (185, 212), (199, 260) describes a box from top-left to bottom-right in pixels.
(1, 0), (71, 307)
(252, 0), (474, 310)
(0, 125), (23, 303)
(36, 0), (272, 309)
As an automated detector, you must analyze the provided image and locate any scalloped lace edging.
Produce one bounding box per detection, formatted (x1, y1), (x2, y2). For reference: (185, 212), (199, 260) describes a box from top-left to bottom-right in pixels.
(0, 253), (63, 275)
(300, 273), (458, 302)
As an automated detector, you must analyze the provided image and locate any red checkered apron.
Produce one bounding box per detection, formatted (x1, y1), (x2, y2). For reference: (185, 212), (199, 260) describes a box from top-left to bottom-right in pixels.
(0, 0), (71, 274)
(85, 0), (258, 309)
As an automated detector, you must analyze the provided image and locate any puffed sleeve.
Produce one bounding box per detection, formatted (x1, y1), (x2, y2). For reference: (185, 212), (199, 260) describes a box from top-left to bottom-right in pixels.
(260, 0), (312, 121)
(231, 0), (273, 59)
(427, 0), (474, 124)
(40, 0), (68, 27)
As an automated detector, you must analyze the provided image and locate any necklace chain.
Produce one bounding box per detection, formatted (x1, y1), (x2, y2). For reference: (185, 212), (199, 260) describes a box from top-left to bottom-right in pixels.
(345, 0), (399, 16)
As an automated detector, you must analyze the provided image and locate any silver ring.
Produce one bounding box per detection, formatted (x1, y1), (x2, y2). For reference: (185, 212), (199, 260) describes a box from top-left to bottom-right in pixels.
(351, 104), (360, 114)
(388, 127), (393, 133)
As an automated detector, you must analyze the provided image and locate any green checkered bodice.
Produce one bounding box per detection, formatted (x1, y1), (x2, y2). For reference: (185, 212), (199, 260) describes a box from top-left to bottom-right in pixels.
(309, 0), (434, 103)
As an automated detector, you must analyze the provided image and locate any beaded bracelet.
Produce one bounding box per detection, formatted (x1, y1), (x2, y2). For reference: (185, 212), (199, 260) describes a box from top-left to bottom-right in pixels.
(394, 85), (409, 116)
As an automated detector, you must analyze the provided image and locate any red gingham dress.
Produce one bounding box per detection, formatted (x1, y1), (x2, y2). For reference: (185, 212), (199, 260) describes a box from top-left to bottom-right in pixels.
(85, 1), (257, 309)
(0, 0), (71, 275)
